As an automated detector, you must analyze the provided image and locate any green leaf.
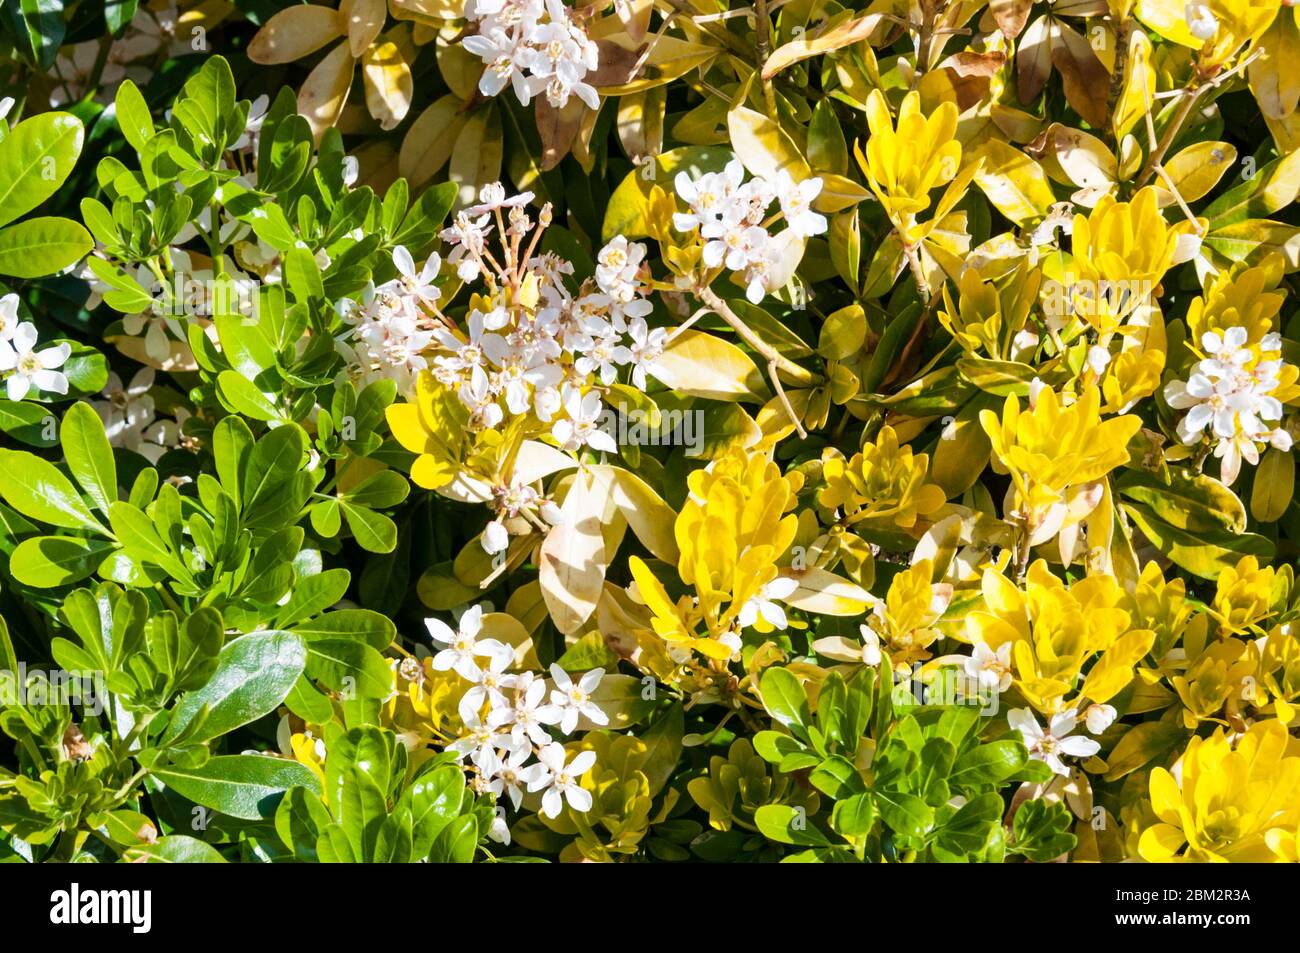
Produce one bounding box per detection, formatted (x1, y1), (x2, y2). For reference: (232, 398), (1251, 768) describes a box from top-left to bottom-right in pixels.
(1123, 501), (1273, 580)
(150, 755), (320, 821)
(0, 448), (103, 531)
(0, 112), (83, 228)
(107, 500), (190, 582)
(163, 631), (307, 745)
(8, 536), (117, 587)
(754, 804), (831, 846)
(340, 500), (397, 553)
(950, 740), (1029, 787)
(0, 400), (57, 447)
(1011, 798), (1077, 862)
(289, 608), (395, 651)
(61, 401), (117, 514)
(874, 789), (933, 839)
(759, 666), (811, 736)
(303, 638), (391, 699)
(275, 786), (332, 860)
(405, 764), (466, 859)
(114, 78), (154, 151)
(216, 371), (282, 422)
(429, 814), (479, 863)
(0, 217), (92, 278)
(1, 0), (66, 71)
(123, 835), (227, 863)
(830, 792), (876, 839)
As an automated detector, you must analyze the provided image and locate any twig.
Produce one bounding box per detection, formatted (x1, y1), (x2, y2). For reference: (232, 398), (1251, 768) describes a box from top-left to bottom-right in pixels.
(697, 286), (817, 437)
(753, 0), (779, 118)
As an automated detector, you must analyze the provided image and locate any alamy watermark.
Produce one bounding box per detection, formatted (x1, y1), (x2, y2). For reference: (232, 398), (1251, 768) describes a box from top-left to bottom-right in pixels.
(0, 665), (106, 717)
(598, 404), (705, 457)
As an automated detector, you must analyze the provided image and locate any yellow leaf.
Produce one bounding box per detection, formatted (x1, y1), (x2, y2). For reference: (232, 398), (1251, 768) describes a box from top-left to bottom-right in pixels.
(361, 39), (413, 131)
(248, 5), (342, 65)
(1160, 141), (1236, 205)
(761, 12), (885, 80)
(726, 105), (812, 184)
(448, 104), (504, 209)
(297, 41), (356, 141)
(780, 566), (871, 616)
(591, 465), (681, 564)
(341, 0), (386, 57)
(970, 139), (1055, 226)
(399, 94), (469, 190)
(1250, 447), (1295, 523)
(648, 328), (769, 403)
(1251, 12), (1300, 120)
(1082, 629), (1156, 704)
(539, 469), (610, 635)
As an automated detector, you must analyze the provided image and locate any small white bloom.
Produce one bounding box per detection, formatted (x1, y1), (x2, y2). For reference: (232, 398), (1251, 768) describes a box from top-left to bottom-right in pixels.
(548, 663), (607, 733)
(425, 604), (513, 681)
(737, 576), (799, 630)
(0, 323), (71, 401)
(521, 742), (597, 818)
(1084, 703), (1117, 735)
(1007, 707), (1100, 776)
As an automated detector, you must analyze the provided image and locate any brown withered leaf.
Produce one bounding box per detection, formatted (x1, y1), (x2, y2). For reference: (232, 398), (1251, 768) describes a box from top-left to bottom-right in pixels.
(942, 50), (1008, 110)
(614, 0), (653, 44)
(1017, 15), (1054, 104)
(988, 0), (1033, 39)
(589, 40), (643, 87)
(1051, 20), (1109, 128)
(536, 97), (587, 171)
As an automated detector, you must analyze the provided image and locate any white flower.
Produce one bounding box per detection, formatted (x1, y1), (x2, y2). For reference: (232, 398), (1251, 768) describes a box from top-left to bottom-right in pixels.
(551, 388), (616, 453)
(859, 624), (882, 666)
(548, 664), (607, 733)
(964, 641), (1013, 693)
(231, 93), (270, 152)
(521, 742), (597, 818)
(1084, 703), (1117, 735)
(1163, 325), (1292, 485)
(737, 576), (799, 630)
(472, 736), (533, 810)
(482, 518), (511, 555)
(122, 310), (175, 363)
(1086, 345), (1111, 376)
(489, 671), (562, 745)
(673, 161), (745, 232)
(93, 367), (156, 446)
(1007, 708), (1100, 776)
(0, 323), (71, 401)
(389, 246), (441, 301)
(446, 711), (509, 764)
(425, 605), (514, 681)
(622, 317), (666, 391)
(0, 292), (19, 340)
(457, 649), (519, 724)
(464, 28), (537, 104)
(469, 182), (535, 216)
(776, 171), (827, 238)
(1185, 0), (1219, 41)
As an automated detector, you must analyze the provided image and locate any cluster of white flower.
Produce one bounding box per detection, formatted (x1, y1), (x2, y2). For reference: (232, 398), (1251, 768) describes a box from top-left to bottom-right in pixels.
(420, 605), (607, 841)
(433, 183), (666, 448)
(337, 246), (440, 394)
(462, 0), (600, 111)
(0, 293), (72, 401)
(1163, 326), (1293, 485)
(673, 160), (828, 303)
(90, 367), (187, 463)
